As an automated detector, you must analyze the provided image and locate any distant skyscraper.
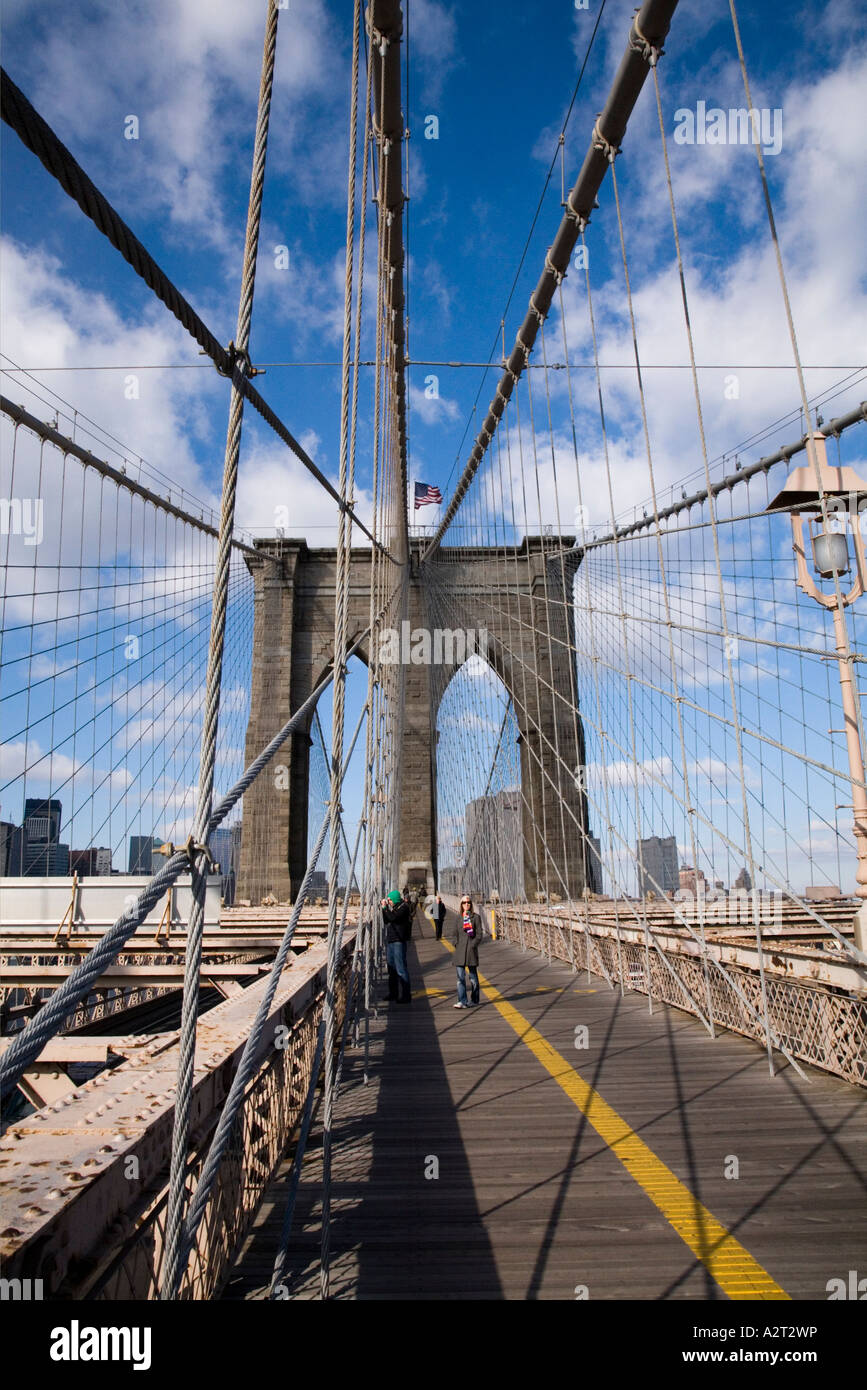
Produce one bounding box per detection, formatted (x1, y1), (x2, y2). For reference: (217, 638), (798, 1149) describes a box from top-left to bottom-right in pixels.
(22, 798), (68, 875)
(129, 835), (161, 874)
(585, 835), (602, 894)
(438, 866), (461, 894)
(0, 820), (24, 875)
(465, 789), (523, 900)
(733, 866), (752, 893)
(679, 865), (706, 896)
(209, 823), (243, 904)
(70, 847), (113, 876)
(24, 798), (61, 843)
(307, 870), (328, 899)
(637, 835), (678, 898)
(208, 824), (242, 873)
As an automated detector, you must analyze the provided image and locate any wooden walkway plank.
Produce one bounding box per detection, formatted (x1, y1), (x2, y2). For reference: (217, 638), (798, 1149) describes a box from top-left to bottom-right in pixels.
(222, 913), (867, 1301)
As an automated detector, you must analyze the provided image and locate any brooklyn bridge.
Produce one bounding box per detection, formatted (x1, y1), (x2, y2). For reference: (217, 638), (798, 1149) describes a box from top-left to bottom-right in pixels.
(0, 0), (865, 1314)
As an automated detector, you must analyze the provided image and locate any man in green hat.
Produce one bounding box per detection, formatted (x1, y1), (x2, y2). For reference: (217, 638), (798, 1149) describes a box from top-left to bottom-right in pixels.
(381, 889), (413, 1003)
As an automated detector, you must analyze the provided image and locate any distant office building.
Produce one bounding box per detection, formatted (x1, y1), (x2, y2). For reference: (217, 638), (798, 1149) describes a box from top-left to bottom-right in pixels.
(585, 834), (602, 895)
(637, 835), (678, 898)
(25, 842), (70, 875)
(465, 789), (523, 901)
(24, 798), (61, 843)
(128, 835), (161, 874)
(209, 824), (241, 875)
(733, 866), (752, 893)
(0, 821), (24, 875)
(438, 865), (462, 895)
(679, 865), (706, 896)
(70, 847), (113, 876)
(307, 870), (328, 899)
(209, 822), (242, 903)
(21, 798), (69, 875)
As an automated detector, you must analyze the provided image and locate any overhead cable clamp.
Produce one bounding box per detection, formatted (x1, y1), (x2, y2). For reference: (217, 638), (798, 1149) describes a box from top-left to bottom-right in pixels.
(216, 340), (262, 380)
(157, 837), (217, 871)
(629, 15), (664, 67)
(544, 249), (565, 284)
(592, 119), (621, 164)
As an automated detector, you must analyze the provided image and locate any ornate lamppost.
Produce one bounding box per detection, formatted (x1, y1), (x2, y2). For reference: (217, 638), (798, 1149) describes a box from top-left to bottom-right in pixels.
(767, 430), (867, 953)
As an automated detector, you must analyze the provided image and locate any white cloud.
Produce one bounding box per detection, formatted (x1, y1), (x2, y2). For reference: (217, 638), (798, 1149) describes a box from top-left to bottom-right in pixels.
(6, 0), (342, 263)
(234, 435), (373, 548)
(0, 738), (82, 788)
(408, 380), (460, 426)
(409, 0), (460, 106)
(552, 50), (867, 520)
(0, 236), (221, 501)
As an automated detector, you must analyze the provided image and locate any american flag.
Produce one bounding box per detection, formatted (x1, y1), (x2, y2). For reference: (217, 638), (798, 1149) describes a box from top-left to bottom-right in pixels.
(414, 481), (443, 510)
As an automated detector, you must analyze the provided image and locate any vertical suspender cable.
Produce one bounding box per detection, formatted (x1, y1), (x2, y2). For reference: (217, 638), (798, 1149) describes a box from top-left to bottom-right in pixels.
(646, 56), (775, 1070)
(161, 0), (281, 1300)
(321, 0), (362, 1302)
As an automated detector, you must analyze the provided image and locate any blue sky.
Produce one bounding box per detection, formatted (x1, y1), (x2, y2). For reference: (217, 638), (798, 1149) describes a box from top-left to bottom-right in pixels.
(3, 0), (864, 534)
(1, 0), (866, 893)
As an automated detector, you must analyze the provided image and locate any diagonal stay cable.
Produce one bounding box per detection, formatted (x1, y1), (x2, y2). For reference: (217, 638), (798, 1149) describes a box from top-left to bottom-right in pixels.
(0, 67), (388, 558)
(440, 0), (609, 502)
(178, 699), (369, 1278)
(162, 0), (284, 1299)
(0, 626), (371, 1102)
(0, 396), (273, 560)
(321, 0), (363, 1303)
(422, 0), (679, 561)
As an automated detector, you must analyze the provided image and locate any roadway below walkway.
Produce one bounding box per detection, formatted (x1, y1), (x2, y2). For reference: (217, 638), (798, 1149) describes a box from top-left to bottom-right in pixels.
(223, 908), (867, 1300)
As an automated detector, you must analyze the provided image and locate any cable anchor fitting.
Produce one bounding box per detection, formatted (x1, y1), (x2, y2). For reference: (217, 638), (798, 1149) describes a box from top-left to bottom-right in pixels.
(563, 199), (590, 231)
(592, 119), (620, 164)
(544, 249), (564, 285)
(629, 14), (663, 67)
(217, 341), (261, 380)
(158, 837), (217, 871)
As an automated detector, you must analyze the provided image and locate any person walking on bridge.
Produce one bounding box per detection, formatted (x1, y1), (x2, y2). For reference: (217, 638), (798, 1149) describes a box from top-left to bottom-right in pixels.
(435, 893), (446, 941)
(452, 894), (482, 1008)
(381, 890), (413, 1004)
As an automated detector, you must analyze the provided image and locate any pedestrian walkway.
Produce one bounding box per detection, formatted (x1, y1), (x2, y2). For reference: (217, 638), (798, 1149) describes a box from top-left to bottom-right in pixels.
(223, 911), (867, 1300)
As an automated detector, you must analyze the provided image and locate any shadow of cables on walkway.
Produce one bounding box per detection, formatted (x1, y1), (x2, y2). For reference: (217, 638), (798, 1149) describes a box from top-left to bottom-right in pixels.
(353, 935), (504, 1298)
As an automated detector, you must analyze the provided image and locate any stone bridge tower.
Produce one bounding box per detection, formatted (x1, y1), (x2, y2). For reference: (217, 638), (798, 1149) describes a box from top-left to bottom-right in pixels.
(237, 536), (593, 904)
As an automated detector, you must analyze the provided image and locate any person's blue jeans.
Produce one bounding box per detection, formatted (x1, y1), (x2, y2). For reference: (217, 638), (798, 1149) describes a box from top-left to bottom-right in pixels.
(456, 964), (479, 1005)
(386, 940), (411, 1002)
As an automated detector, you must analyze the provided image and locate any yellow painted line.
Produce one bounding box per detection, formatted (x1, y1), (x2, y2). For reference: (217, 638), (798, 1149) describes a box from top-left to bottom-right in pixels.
(438, 939), (788, 1300)
(413, 987), (449, 999)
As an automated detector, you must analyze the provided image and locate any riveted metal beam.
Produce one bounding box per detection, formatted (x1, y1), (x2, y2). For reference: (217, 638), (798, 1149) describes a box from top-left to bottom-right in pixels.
(0, 937), (352, 1294)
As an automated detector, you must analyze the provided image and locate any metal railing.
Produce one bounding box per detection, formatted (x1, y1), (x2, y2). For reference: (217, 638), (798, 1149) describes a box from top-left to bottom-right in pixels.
(495, 905), (866, 1087)
(77, 956), (350, 1299)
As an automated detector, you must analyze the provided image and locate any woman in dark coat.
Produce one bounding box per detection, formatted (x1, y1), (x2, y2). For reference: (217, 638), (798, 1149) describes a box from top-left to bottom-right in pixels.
(452, 893), (482, 1008)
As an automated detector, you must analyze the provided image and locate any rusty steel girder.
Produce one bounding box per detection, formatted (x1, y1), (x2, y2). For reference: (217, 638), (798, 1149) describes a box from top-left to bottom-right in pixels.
(0, 936), (353, 1296)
